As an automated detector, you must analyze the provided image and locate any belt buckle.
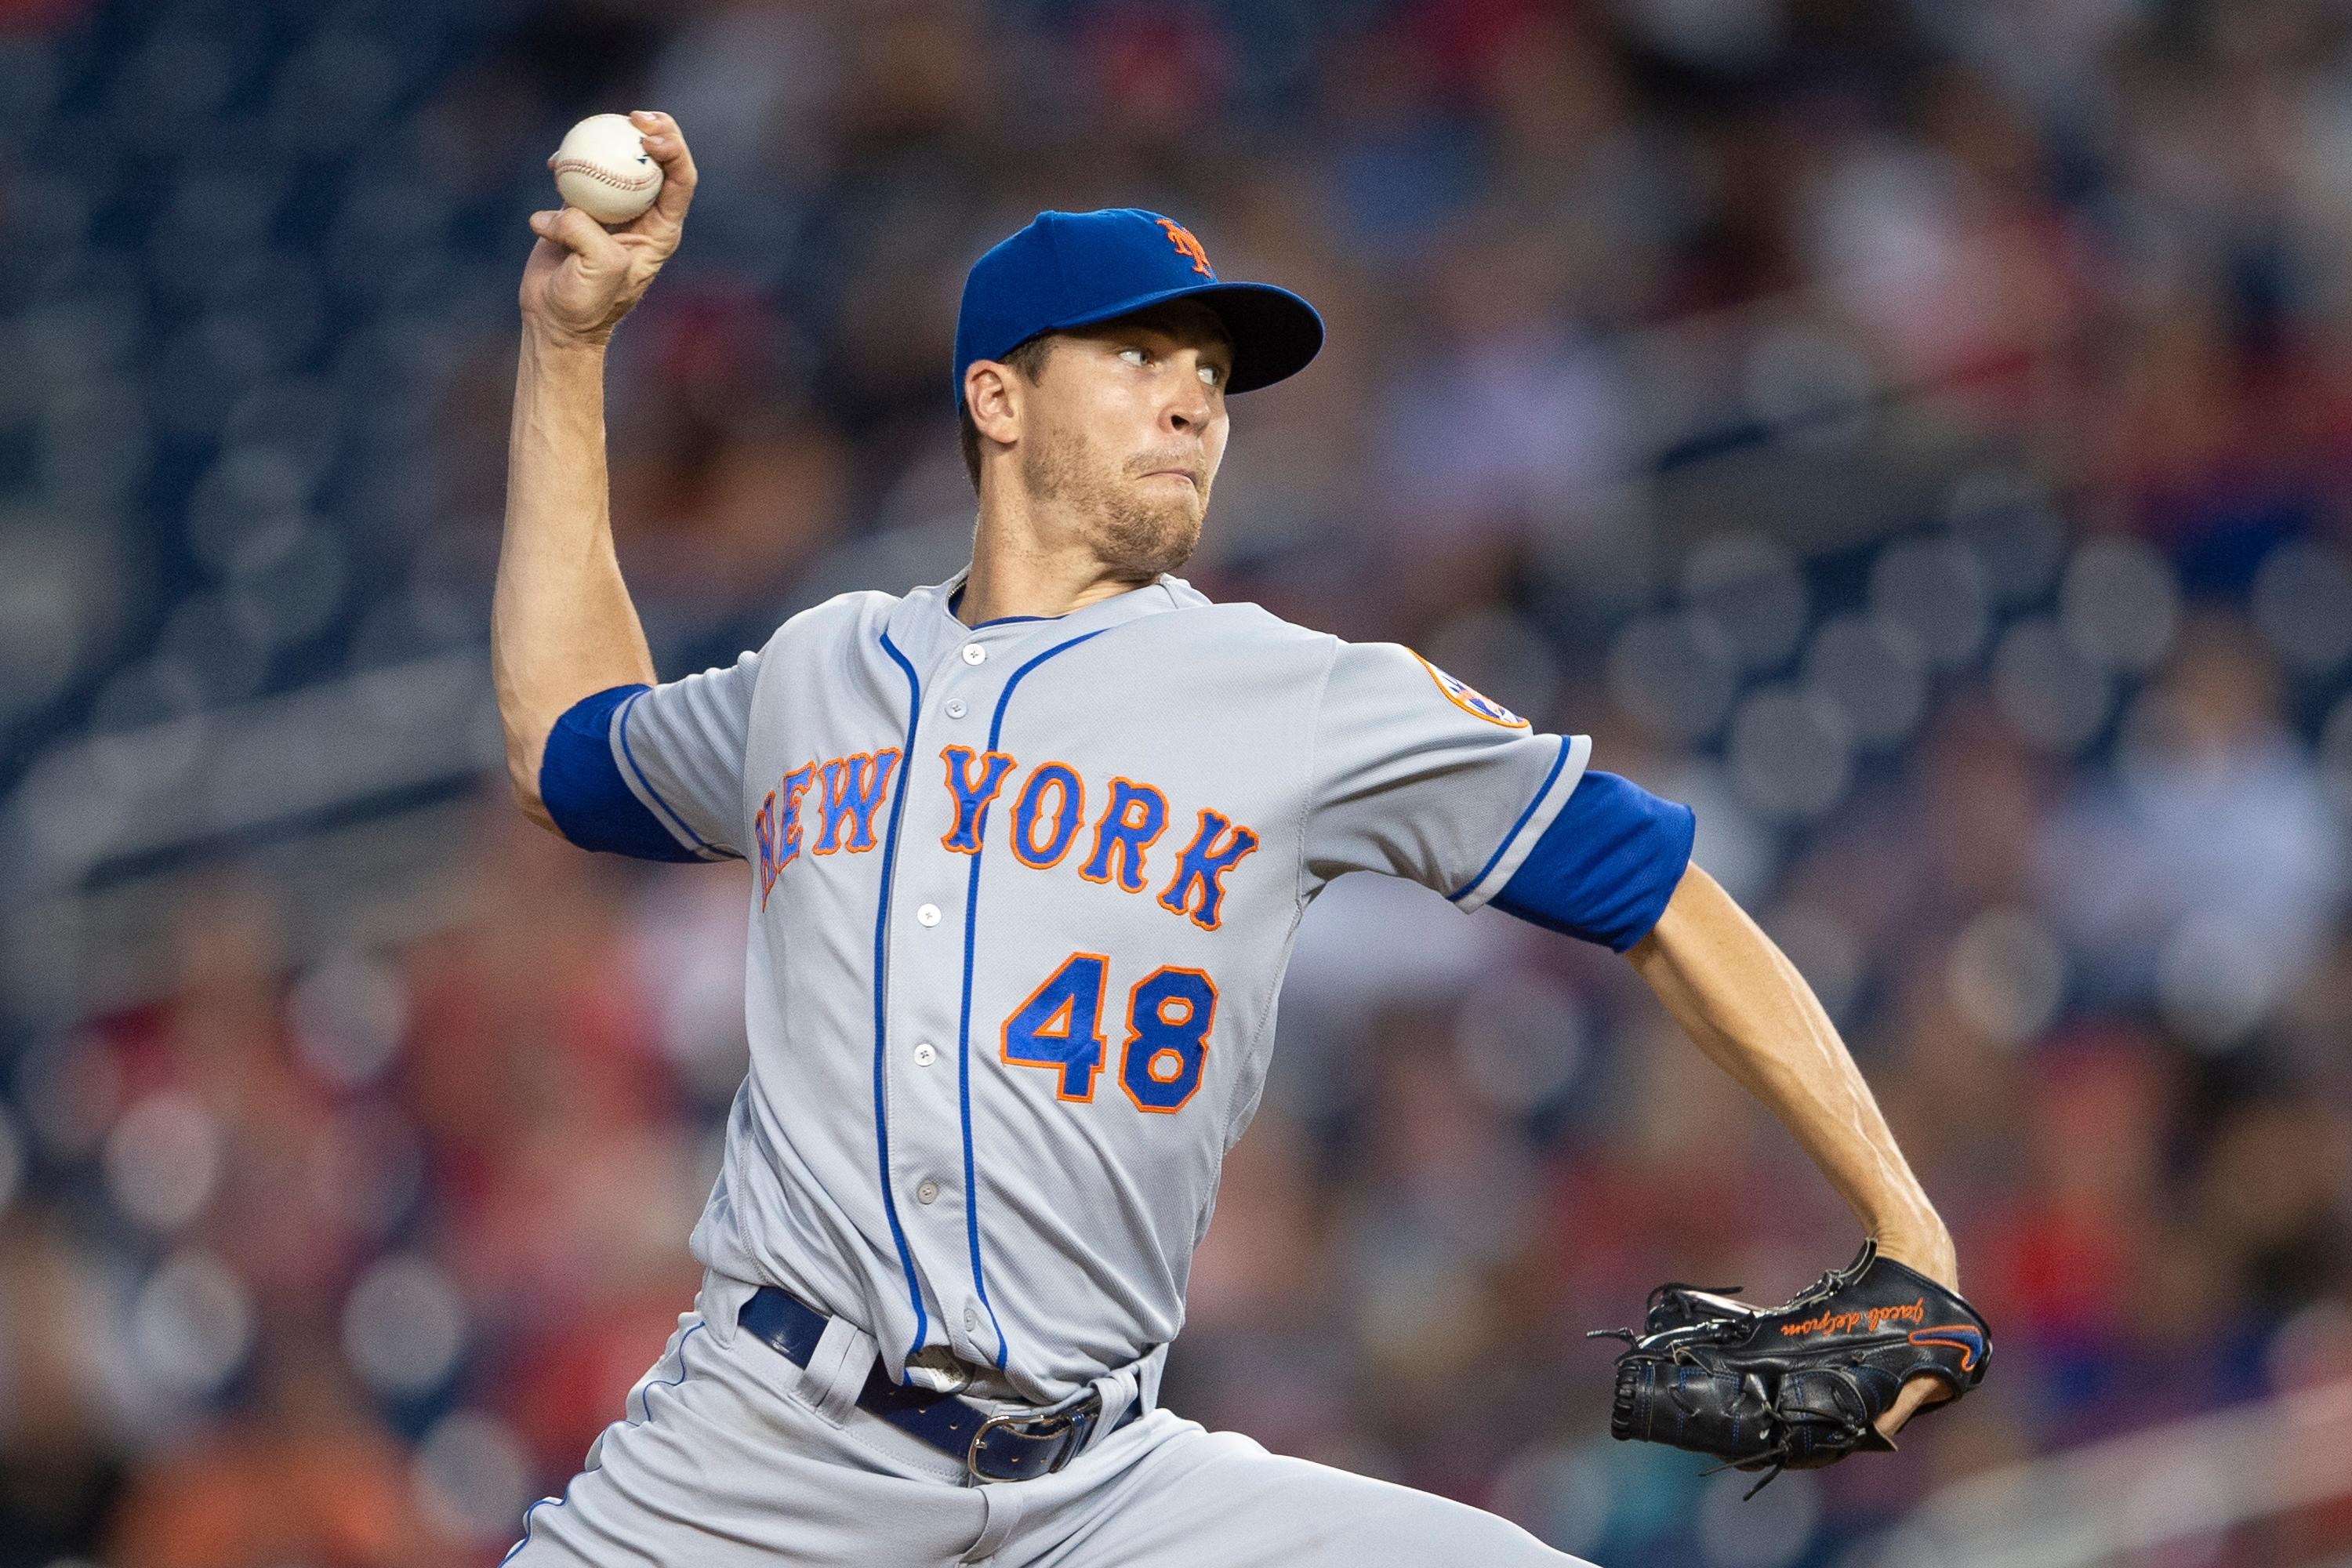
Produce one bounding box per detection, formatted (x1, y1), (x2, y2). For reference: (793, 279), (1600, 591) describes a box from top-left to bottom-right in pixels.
(965, 1397), (1094, 1482)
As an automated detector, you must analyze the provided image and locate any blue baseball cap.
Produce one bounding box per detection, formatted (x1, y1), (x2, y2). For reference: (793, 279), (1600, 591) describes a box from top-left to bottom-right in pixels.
(953, 208), (1323, 408)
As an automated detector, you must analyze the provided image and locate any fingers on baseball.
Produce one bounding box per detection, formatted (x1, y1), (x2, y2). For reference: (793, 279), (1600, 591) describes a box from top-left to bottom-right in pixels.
(630, 110), (699, 222)
(530, 207), (623, 263)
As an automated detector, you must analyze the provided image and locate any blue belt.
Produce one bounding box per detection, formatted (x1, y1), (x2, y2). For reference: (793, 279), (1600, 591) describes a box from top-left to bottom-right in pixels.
(737, 1284), (1141, 1482)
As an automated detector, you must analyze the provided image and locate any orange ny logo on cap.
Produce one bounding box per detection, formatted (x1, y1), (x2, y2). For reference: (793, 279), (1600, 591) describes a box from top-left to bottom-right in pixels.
(1156, 218), (1214, 278)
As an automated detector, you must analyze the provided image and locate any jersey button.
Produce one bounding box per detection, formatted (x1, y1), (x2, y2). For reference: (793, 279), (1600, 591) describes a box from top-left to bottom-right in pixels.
(964, 1308), (981, 1333)
(916, 903), (941, 927)
(913, 1042), (938, 1066)
(961, 644), (987, 665)
(945, 699), (967, 719)
(916, 1180), (939, 1205)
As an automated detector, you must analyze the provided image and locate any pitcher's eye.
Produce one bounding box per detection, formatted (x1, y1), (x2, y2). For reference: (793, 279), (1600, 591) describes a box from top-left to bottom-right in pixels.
(1119, 348), (1149, 367)
(1199, 365), (1222, 387)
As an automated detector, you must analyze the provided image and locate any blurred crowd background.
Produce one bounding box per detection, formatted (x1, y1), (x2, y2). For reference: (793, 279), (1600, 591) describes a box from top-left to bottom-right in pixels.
(5, 0), (2352, 1564)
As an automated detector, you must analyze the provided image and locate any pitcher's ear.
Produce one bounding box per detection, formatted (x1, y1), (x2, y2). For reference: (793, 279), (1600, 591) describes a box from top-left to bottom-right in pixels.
(967, 360), (1022, 445)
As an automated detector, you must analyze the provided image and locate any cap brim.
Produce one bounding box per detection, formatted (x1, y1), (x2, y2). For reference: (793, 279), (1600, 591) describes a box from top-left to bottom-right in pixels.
(1038, 280), (1324, 394)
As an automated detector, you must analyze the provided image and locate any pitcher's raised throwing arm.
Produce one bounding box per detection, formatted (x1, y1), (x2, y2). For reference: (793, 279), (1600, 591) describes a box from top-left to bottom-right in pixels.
(492, 110), (698, 828)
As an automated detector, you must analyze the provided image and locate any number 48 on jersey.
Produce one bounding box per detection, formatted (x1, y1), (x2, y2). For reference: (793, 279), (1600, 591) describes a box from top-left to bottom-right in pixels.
(1000, 953), (1215, 1114)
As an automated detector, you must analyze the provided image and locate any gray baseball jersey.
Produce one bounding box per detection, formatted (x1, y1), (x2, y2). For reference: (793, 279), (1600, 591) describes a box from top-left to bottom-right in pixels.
(590, 570), (1588, 1406)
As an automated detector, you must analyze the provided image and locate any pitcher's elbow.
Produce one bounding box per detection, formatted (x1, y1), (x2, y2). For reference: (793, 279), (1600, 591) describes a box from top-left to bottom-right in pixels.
(514, 786), (558, 835)
(503, 735), (557, 832)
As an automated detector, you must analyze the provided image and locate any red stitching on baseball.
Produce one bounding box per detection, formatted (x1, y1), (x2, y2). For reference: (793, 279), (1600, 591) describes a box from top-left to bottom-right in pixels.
(553, 157), (657, 191)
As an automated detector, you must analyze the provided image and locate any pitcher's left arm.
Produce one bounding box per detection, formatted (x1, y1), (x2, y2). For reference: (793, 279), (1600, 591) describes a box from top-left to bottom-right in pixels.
(1624, 862), (1958, 1437)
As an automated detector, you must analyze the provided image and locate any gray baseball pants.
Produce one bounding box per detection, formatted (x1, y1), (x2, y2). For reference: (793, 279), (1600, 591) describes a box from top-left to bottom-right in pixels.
(501, 1271), (1592, 1567)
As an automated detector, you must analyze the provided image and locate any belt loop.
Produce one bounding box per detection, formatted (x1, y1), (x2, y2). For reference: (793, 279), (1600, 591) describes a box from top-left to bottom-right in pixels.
(1089, 1367), (1137, 1441)
(1076, 1340), (1163, 1462)
(794, 1312), (874, 1428)
(958, 1479), (1026, 1561)
(695, 1269), (758, 1348)
(1134, 1341), (1167, 1417)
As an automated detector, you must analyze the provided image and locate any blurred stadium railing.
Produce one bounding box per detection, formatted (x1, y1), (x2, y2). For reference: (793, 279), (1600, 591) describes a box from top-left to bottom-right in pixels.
(1853, 1374), (2352, 1568)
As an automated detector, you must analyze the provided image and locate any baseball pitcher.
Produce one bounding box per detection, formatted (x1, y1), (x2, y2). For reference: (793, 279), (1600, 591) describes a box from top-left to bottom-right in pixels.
(492, 111), (1984, 1566)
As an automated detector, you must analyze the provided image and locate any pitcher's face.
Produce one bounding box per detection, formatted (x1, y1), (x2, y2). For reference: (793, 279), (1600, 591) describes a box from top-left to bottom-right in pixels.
(1012, 301), (1234, 577)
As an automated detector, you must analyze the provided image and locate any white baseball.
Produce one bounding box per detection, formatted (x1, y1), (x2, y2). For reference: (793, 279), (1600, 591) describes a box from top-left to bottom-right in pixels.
(551, 113), (662, 226)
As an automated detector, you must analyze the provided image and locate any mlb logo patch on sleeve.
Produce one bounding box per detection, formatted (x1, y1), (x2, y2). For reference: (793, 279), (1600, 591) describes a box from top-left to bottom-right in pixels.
(1413, 653), (1530, 728)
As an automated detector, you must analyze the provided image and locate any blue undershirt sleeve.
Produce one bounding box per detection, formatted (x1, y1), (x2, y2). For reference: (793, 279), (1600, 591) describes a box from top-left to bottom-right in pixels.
(538, 684), (706, 862)
(1490, 770), (1696, 952)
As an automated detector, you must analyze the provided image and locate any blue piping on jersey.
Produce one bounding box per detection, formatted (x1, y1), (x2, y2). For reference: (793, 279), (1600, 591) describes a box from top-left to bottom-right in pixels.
(947, 585), (1065, 629)
(1446, 733), (1573, 902)
(874, 631), (934, 1367)
(956, 629), (1109, 1370)
(617, 688), (718, 855)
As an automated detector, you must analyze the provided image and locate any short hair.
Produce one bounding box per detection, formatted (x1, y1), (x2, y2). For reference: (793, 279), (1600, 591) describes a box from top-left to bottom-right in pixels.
(957, 335), (1058, 492)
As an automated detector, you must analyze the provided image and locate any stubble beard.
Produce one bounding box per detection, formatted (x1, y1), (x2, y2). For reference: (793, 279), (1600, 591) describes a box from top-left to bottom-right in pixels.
(1019, 422), (1206, 579)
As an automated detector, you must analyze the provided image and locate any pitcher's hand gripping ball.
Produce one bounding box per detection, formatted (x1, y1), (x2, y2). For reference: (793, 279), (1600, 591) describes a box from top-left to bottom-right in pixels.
(552, 113), (663, 225)
(1593, 1242), (1991, 1496)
